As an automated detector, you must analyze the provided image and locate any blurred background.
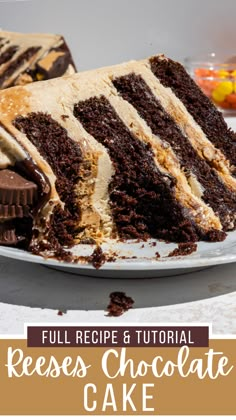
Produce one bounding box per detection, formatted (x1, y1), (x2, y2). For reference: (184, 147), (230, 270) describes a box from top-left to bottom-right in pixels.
(0, 0), (236, 71)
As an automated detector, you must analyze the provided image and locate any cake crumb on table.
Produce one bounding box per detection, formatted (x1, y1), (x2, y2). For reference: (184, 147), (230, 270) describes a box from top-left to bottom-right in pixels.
(57, 310), (64, 316)
(106, 291), (134, 317)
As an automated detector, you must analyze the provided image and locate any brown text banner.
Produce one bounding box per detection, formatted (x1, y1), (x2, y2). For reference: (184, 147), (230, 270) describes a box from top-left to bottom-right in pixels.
(27, 326), (209, 347)
(0, 339), (235, 415)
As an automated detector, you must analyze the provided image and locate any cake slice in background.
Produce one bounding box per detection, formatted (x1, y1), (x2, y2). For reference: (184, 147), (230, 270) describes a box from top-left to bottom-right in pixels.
(0, 30), (76, 89)
(0, 53), (235, 261)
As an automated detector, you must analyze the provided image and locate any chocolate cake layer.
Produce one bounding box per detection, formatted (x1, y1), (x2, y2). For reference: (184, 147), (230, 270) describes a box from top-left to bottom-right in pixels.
(0, 31), (76, 89)
(0, 45), (18, 66)
(14, 112), (83, 246)
(74, 96), (200, 242)
(150, 56), (236, 172)
(113, 73), (236, 229)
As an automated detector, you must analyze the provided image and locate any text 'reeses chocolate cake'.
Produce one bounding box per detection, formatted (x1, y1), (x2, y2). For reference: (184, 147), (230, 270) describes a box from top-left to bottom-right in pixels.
(0, 54), (236, 260)
(0, 30), (76, 89)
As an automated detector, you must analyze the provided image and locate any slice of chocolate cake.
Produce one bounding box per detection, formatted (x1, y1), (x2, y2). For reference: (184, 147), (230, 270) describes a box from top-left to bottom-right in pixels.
(0, 31), (76, 89)
(0, 53), (235, 261)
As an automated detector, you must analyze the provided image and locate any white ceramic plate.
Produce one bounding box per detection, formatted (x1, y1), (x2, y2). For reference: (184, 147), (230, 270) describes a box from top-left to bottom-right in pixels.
(0, 230), (236, 278)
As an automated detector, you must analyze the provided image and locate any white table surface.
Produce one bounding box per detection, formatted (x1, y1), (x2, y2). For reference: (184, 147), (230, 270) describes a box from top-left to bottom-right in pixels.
(0, 118), (236, 335)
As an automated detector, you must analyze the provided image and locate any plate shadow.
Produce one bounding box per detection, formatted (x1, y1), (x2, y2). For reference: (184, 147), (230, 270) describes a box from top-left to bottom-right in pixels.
(0, 256), (236, 311)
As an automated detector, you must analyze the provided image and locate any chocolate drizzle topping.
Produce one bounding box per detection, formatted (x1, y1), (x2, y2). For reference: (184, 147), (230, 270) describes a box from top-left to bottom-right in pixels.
(15, 159), (50, 214)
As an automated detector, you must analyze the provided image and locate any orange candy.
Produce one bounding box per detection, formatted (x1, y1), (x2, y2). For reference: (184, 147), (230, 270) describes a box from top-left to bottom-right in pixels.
(225, 93), (236, 105)
(218, 100), (231, 109)
(215, 94), (236, 109)
(194, 66), (236, 109)
(194, 68), (218, 78)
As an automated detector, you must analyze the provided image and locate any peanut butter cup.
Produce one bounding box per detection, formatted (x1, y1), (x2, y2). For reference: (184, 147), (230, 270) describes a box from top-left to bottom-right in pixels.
(0, 169), (38, 245)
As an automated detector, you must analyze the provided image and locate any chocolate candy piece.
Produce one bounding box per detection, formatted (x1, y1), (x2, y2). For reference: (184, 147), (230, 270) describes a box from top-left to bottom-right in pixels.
(0, 221), (17, 245)
(35, 49), (70, 80)
(0, 204), (30, 219)
(0, 169), (37, 205)
(0, 169), (38, 246)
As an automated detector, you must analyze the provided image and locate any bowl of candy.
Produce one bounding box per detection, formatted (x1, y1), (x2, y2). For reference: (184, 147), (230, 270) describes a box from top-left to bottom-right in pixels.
(185, 53), (236, 113)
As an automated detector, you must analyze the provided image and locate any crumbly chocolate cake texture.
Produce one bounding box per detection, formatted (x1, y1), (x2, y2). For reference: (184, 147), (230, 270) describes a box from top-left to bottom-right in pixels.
(167, 243), (197, 258)
(0, 30), (76, 89)
(106, 292), (134, 317)
(0, 53), (235, 264)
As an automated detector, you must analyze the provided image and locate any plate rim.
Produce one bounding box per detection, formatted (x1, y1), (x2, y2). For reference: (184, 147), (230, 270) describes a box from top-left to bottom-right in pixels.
(0, 240), (236, 271)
